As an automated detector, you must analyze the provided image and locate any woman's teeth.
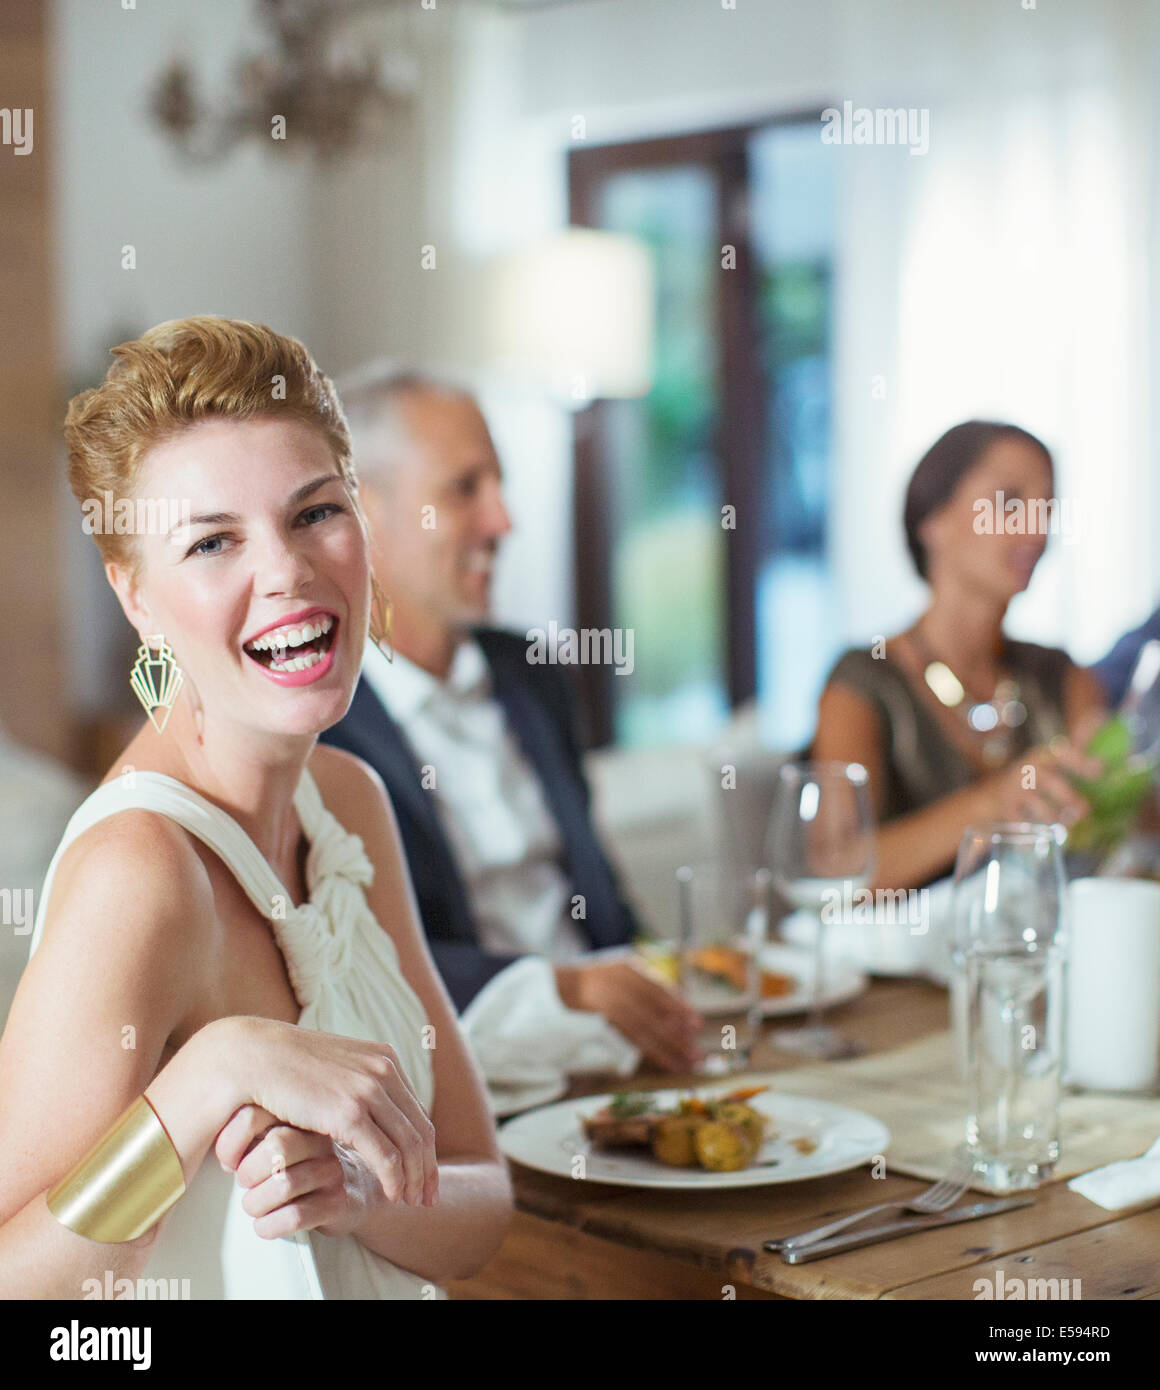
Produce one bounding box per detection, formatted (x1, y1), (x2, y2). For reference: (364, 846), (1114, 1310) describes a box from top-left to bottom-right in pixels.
(244, 615), (335, 670)
(246, 615), (334, 652)
(268, 647), (324, 672)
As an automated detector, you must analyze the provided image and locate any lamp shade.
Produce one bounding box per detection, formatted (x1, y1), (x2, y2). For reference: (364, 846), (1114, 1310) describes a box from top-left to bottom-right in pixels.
(486, 227), (654, 406)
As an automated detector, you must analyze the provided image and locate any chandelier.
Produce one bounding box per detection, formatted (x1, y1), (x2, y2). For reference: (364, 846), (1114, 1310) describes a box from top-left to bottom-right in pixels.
(148, 0), (416, 163)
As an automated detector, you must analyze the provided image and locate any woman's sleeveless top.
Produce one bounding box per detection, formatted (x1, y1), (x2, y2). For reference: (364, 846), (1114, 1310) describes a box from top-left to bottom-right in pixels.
(28, 767), (442, 1300)
(822, 639), (1072, 820)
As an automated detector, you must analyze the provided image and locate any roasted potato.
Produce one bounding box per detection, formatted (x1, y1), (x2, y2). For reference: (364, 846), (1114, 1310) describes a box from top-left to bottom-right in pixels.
(693, 1120), (761, 1172)
(713, 1101), (765, 1149)
(650, 1114), (702, 1167)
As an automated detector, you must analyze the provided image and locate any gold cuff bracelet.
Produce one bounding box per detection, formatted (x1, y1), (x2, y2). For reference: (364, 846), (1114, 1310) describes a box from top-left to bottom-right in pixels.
(46, 1094), (187, 1243)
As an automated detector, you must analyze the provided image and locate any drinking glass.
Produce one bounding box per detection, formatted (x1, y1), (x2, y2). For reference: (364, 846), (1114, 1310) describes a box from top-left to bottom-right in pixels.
(766, 760), (876, 1059)
(953, 823), (1068, 1191)
(674, 862), (771, 1075)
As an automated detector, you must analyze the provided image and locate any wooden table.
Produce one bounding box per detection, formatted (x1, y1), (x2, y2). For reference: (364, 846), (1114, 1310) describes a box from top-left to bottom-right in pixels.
(447, 979), (1160, 1300)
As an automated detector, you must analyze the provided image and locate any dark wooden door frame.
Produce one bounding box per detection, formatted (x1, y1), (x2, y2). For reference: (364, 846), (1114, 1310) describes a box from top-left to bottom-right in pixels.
(567, 113), (822, 747)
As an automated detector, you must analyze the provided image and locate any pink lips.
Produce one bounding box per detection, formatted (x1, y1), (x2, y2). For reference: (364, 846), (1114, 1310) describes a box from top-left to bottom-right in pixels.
(242, 607), (341, 688)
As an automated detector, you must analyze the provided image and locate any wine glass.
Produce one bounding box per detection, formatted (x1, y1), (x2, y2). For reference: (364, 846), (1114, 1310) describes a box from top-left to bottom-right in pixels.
(766, 760), (876, 1059)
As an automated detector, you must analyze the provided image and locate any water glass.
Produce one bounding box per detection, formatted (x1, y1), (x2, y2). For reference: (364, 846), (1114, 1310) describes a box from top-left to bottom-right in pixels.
(953, 823), (1068, 1191)
(675, 863), (771, 1074)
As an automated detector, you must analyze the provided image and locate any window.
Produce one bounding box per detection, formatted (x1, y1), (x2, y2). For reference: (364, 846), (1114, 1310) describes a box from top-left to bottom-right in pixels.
(570, 116), (837, 751)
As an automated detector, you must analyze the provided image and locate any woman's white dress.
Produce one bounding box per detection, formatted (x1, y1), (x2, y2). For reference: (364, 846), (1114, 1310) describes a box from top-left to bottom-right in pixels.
(27, 767), (443, 1300)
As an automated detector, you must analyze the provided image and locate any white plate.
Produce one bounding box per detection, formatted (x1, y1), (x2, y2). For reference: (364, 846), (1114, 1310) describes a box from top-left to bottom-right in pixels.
(759, 942), (867, 1017)
(499, 1078), (890, 1190)
(779, 876), (955, 982)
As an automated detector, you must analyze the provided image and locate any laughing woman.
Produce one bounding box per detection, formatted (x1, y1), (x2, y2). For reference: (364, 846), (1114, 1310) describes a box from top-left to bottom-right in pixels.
(0, 317), (512, 1298)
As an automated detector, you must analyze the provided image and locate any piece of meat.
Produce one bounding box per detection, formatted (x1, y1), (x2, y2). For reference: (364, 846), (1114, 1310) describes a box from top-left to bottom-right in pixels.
(581, 1108), (661, 1149)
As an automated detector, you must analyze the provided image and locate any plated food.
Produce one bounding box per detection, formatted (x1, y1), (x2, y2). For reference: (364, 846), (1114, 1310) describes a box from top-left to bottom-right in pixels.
(500, 1080), (891, 1190)
(687, 945), (796, 999)
(582, 1084), (811, 1173)
(636, 942), (795, 999)
(636, 939), (867, 1014)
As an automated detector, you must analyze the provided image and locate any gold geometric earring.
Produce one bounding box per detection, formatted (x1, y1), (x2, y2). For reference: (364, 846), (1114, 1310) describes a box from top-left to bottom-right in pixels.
(369, 574), (394, 663)
(129, 634), (185, 733)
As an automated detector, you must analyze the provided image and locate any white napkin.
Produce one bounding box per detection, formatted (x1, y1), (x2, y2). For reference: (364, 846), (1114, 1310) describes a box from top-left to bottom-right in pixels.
(460, 955), (640, 1103)
(1067, 1138), (1160, 1210)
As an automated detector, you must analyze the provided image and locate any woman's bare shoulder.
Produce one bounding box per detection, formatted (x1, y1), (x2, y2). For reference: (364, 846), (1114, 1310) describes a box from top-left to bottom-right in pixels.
(0, 810), (220, 1224)
(38, 807), (217, 965)
(308, 743), (391, 824)
(2, 809), (218, 1135)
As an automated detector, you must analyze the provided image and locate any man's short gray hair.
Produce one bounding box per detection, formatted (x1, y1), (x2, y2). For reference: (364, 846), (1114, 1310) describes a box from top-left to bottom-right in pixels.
(335, 360), (475, 483)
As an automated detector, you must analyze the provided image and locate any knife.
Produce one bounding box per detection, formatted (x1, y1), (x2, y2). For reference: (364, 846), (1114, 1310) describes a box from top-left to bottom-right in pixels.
(775, 1195), (1035, 1264)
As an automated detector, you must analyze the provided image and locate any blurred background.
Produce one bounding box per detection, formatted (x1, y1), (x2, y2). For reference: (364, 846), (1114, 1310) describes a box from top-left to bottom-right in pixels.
(2, 0), (1159, 1010)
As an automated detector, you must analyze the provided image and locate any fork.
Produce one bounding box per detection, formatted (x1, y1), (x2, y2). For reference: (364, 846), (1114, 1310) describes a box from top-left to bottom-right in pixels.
(764, 1157), (974, 1253)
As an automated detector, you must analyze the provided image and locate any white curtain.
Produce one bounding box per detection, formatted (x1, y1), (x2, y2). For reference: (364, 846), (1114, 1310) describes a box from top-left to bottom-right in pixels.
(830, 0), (1158, 662)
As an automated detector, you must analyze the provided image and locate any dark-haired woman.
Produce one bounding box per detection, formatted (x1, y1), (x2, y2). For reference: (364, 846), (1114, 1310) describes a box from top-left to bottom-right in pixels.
(812, 421), (1106, 890)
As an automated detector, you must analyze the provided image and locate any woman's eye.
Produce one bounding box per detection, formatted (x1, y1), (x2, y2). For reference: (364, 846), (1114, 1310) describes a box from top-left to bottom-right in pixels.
(300, 502), (344, 525)
(183, 503), (343, 557)
(188, 533), (228, 558)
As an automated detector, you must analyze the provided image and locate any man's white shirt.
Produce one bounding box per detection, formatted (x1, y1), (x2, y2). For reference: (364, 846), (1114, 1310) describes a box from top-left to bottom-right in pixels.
(360, 637), (638, 1095)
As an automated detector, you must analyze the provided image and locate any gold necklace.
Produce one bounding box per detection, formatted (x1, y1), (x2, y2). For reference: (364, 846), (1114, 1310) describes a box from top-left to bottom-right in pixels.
(909, 626), (1027, 767)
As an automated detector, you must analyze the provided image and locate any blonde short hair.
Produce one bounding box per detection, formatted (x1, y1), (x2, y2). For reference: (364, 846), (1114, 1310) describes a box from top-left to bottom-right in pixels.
(64, 315), (355, 571)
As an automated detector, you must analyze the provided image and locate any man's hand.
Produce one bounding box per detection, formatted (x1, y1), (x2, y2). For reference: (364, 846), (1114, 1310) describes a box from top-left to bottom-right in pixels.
(554, 958), (704, 1073)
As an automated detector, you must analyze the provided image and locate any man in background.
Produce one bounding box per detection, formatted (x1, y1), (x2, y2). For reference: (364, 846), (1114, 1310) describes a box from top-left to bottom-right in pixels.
(322, 369), (701, 1077)
(1091, 602), (1160, 707)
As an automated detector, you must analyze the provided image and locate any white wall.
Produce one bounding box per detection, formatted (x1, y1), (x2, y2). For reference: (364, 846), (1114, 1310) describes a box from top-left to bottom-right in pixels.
(303, 6), (577, 636)
(53, 0), (319, 711)
(52, 0), (318, 381)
